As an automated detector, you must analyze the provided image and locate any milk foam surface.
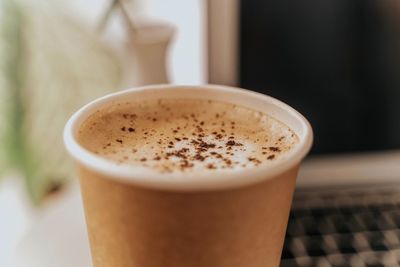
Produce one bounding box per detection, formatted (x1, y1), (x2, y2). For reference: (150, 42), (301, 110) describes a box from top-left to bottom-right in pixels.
(77, 99), (299, 173)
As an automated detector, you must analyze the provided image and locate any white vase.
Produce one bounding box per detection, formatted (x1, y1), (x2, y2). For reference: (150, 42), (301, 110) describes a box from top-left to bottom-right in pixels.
(122, 22), (175, 87)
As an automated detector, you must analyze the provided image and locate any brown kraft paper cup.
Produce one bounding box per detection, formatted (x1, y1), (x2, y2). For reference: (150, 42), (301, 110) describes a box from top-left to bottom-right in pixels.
(64, 85), (313, 267)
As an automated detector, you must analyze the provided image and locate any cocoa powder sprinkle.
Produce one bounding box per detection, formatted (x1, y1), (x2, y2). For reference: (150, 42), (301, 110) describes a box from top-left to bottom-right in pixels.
(79, 99), (297, 172)
(194, 154), (205, 161)
(206, 163), (216, 169)
(269, 147), (281, 152)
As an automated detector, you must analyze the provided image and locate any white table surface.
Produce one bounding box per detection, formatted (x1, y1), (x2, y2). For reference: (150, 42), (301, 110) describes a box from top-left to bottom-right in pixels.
(7, 183), (92, 267)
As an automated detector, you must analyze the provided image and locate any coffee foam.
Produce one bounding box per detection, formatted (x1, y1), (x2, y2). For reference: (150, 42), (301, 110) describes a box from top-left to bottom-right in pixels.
(77, 99), (299, 173)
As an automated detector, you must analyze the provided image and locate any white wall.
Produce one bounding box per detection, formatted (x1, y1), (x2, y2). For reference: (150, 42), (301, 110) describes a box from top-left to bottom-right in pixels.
(70, 0), (206, 84)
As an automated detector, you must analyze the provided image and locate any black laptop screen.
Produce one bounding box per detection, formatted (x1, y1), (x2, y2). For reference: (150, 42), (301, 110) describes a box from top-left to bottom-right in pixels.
(239, 0), (400, 154)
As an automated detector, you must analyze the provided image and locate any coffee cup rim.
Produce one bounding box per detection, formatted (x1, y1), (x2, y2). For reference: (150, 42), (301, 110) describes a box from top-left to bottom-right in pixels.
(64, 84), (313, 191)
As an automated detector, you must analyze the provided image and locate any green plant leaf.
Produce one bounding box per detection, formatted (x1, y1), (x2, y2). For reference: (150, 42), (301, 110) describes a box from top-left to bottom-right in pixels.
(1, 0), (122, 204)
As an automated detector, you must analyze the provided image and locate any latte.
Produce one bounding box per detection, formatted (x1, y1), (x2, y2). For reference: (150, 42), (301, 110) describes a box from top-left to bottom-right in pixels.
(77, 98), (299, 173)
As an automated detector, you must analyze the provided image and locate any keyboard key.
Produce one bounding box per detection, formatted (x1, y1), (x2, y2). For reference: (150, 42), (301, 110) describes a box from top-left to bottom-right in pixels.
(360, 251), (391, 267)
(328, 253), (364, 267)
(338, 247), (357, 254)
(316, 257), (331, 267)
(334, 225), (352, 234)
(281, 238), (295, 259)
(377, 216), (397, 231)
(379, 250), (399, 266)
(281, 247), (295, 259)
(391, 248), (400, 265)
(365, 232), (389, 251)
(387, 210), (400, 228)
(307, 245), (326, 257)
(353, 233), (370, 250)
(326, 214), (345, 230)
(301, 216), (323, 236)
(334, 234), (357, 254)
(327, 254), (346, 266)
(339, 205), (368, 215)
(388, 229), (400, 248)
(310, 207), (338, 217)
(328, 214), (364, 233)
(280, 258), (301, 267)
(358, 213), (394, 231)
(383, 230), (400, 248)
(287, 218), (304, 236)
(296, 256), (314, 267)
(318, 219), (337, 235)
(358, 213), (380, 231)
(300, 236), (327, 257)
(290, 208), (310, 218)
(323, 235), (338, 252)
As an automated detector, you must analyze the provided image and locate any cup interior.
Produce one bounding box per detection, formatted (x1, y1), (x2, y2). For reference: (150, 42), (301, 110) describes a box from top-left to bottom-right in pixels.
(64, 84), (313, 191)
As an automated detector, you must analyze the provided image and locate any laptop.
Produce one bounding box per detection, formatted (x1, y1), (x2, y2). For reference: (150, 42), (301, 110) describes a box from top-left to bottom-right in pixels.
(207, 1), (400, 266)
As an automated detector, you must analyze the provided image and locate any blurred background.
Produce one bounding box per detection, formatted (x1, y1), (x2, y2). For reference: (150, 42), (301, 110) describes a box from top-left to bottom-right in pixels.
(1, 0), (400, 266)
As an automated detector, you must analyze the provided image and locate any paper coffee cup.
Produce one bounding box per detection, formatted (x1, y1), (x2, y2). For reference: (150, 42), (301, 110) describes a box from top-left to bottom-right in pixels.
(64, 85), (313, 267)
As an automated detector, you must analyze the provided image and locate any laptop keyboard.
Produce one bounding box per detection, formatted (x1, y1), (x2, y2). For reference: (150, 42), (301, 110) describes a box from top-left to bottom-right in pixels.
(281, 188), (400, 267)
